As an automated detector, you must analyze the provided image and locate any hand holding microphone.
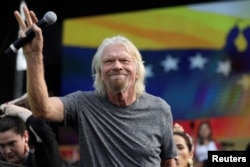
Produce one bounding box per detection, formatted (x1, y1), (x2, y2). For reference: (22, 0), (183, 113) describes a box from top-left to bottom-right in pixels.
(4, 6), (57, 56)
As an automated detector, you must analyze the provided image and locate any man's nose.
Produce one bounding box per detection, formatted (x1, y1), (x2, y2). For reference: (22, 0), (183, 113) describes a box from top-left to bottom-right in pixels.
(4, 146), (12, 154)
(112, 60), (122, 70)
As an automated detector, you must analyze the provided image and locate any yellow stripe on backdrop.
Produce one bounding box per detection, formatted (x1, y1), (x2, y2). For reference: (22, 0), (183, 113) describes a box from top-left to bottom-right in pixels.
(62, 5), (249, 49)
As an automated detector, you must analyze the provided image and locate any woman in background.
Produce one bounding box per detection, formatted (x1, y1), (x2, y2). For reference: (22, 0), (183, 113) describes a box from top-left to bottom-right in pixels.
(194, 121), (221, 167)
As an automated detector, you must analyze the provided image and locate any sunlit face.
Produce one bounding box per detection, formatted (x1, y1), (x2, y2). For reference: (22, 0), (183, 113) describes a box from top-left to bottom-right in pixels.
(0, 128), (28, 164)
(101, 43), (138, 94)
(199, 123), (211, 139)
(174, 135), (193, 167)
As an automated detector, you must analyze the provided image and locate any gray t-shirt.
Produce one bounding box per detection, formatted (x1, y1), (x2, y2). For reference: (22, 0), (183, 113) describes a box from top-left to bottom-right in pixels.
(60, 91), (177, 167)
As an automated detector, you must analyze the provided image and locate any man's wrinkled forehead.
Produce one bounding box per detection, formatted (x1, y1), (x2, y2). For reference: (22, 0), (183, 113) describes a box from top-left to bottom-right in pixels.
(101, 43), (133, 59)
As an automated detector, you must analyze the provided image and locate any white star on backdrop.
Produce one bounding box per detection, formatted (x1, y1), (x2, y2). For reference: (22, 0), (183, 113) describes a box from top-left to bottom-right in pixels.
(160, 55), (179, 72)
(216, 60), (231, 77)
(189, 53), (208, 70)
(145, 64), (154, 78)
(143, 52), (235, 78)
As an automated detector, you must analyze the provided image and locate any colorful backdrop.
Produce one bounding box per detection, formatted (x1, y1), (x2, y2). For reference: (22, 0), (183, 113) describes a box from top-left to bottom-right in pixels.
(61, 1), (250, 149)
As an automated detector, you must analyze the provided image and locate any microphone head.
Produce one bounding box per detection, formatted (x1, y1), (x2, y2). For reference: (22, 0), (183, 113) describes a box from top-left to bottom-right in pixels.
(43, 11), (57, 25)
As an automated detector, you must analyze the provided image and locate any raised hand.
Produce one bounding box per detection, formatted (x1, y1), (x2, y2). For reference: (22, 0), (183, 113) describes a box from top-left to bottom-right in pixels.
(14, 5), (43, 56)
(0, 104), (32, 122)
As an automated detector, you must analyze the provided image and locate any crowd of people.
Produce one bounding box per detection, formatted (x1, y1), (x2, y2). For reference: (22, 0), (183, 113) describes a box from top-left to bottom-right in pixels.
(1, 4), (247, 167)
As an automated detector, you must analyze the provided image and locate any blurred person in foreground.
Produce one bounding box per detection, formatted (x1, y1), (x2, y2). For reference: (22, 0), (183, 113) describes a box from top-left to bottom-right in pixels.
(13, 5), (177, 167)
(0, 100), (62, 167)
(173, 123), (194, 167)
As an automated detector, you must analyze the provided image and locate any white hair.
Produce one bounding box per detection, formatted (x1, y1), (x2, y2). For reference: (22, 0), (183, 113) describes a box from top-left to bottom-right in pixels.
(91, 35), (146, 97)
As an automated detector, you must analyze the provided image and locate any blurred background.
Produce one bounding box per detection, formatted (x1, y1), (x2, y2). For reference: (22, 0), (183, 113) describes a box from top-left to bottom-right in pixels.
(1, 0), (250, 165)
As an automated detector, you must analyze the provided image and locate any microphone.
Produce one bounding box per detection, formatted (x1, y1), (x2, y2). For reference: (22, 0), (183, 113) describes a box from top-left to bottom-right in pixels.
(4, 11), (57, 56)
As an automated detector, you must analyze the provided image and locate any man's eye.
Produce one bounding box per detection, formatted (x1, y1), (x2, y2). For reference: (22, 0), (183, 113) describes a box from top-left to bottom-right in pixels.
(122, 59), (130, 63)
(104, 60), (113, 63)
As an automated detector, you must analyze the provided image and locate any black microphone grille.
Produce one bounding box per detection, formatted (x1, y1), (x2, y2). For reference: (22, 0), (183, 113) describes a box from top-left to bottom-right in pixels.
(43, 11), (57, 25)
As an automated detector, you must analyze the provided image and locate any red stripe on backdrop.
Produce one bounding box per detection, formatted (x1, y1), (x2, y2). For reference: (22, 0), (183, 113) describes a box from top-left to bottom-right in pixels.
(174, 116), (250, 140)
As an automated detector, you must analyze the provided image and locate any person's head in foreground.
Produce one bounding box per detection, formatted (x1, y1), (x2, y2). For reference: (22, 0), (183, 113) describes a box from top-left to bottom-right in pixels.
(174, 124), (194, 167)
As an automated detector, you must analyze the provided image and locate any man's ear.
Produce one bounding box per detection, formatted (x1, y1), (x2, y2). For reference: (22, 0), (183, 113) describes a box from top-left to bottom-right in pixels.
(24, 130), (29, 143)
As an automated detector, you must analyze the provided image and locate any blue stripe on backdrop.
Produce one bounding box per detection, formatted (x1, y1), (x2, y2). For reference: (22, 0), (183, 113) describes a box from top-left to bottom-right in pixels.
(62, 45), (250, 120)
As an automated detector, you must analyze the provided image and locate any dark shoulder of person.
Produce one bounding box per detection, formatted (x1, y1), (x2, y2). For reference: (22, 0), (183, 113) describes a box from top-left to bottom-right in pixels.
(0, 160), (27, 167)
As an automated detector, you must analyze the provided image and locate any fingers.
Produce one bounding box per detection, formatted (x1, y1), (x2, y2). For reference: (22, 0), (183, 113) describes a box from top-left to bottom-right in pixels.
(0, 104), (32, 122)
(30, 10), (38, 23)
(14, 6), (39, 31)
(14, 10), (26, 30)
(0, 104), (23, 112)
(23, 7), (39, 26)
(6, 104), (28, 112)
(23, 5), (32, 27)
